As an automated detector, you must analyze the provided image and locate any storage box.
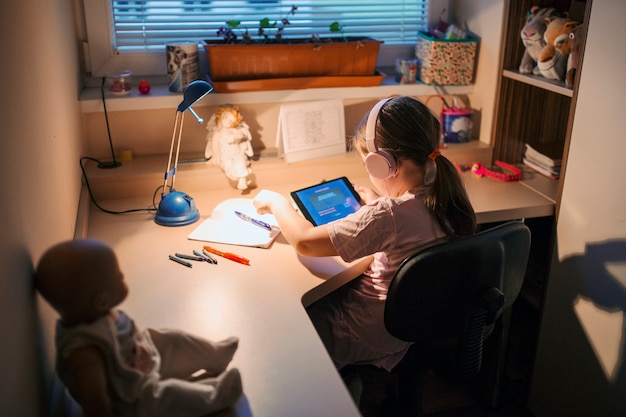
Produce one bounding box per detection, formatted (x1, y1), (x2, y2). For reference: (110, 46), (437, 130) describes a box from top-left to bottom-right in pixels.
(415, 32), (477, 85)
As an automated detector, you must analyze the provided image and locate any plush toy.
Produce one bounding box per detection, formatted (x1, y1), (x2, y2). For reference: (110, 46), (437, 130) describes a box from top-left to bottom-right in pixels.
(35, 239), (243, 417)
(537, 17), (580, 81)
(519, 6), (563, 75)
(205, 104), (254, 191)
(566, 24), (584, 87)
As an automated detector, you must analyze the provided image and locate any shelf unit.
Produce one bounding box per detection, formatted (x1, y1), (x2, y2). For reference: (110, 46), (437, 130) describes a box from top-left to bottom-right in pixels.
(492, 0), (589, 198)
(490, 0), (591, 404)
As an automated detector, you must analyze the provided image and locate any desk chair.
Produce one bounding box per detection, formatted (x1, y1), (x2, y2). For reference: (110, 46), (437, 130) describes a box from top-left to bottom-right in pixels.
(383, 220), (531, 416)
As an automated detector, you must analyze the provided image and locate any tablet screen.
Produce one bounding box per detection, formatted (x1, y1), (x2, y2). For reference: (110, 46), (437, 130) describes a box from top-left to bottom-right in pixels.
(290, 177), (362, 226)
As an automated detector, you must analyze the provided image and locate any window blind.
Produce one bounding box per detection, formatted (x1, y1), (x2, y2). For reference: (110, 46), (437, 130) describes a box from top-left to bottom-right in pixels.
(112, 0), (428, 52)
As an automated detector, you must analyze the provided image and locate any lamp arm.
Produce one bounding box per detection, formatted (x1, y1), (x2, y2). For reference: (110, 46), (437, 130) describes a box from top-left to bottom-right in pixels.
(187, 106), (204, 124)
(170, 112), (185, 191)
(163, 111), (182, 193)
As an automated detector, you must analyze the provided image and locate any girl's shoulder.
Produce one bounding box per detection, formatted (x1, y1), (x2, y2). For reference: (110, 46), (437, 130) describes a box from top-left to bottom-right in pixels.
(374, 187), (427, 207)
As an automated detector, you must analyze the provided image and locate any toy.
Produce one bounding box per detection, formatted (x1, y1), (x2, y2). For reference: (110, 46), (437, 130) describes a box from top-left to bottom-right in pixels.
(537, 16), (580, 81)
(34, 239), (242, 417)
(519, 6), (562, 75)
(138, 79), (151, 94)
(205, 104), (254, 191)
(566, 24), (584, 87)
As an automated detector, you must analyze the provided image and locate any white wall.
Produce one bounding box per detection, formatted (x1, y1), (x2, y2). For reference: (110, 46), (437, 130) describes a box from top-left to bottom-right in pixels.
(530, 0), (626, 415)
(0, 1), (83, 415)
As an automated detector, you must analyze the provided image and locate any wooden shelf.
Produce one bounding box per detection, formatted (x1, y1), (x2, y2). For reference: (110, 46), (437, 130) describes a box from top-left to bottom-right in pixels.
(79, 72), (475, 113)
(502, 70), (574, 97)
(491, 0), (591, 402)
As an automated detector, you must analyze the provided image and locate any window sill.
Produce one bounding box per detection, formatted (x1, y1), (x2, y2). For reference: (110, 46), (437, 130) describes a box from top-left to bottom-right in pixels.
(79, 70), (474, 113)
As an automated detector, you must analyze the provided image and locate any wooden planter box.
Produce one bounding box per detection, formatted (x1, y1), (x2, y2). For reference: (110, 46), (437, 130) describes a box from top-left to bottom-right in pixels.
(203, 37), (383, 91)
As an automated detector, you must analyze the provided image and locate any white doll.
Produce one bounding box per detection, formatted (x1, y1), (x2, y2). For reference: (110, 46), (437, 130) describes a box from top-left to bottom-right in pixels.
(205, 104), (254, 190)
(34, 239), (243, 417)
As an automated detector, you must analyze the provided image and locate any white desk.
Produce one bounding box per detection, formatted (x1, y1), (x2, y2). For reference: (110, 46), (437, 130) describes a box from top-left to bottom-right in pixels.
(81, 153), (555, 417)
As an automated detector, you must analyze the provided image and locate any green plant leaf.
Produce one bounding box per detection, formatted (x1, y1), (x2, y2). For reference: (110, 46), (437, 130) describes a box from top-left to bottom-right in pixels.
(226, 20), (241, 29)
(259, 18), (277, 29)
(330, 21), (343, 33)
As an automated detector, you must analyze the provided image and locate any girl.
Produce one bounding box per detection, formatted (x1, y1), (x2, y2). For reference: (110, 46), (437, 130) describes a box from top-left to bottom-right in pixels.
(253, 96), (476, 372)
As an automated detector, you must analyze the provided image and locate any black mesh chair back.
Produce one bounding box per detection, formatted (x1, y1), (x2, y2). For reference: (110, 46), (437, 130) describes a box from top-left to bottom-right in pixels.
(384, 221), (531, 415)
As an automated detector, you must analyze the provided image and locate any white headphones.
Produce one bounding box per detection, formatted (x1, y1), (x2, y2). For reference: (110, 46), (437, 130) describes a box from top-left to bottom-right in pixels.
(365, 98), (396, 179)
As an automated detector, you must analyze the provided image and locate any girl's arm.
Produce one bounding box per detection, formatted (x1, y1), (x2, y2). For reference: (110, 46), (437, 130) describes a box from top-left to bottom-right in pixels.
(253, 190), (338, 257)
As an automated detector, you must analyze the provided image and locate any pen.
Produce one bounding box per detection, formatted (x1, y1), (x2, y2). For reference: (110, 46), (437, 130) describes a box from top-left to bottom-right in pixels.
(175, 253), (206, 262)
(203, 245), (250, 266)
(234, 211), (272, 231)
(169, 254), (192, 268)
(193, 249), (217, 264)
(200, 248), (219, 264)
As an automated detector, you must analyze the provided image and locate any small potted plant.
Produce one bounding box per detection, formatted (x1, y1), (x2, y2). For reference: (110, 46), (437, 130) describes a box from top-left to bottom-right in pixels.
(203, 5), (383, 91)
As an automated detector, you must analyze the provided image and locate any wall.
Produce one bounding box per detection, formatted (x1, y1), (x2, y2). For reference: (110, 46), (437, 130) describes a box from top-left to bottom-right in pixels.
(80, 99), (411, 161)
(529, 0), (626, 415)
(0, 1), (83, 416)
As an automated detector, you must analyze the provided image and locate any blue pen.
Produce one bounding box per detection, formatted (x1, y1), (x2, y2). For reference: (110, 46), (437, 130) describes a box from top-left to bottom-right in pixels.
(234, 211), (272, 231)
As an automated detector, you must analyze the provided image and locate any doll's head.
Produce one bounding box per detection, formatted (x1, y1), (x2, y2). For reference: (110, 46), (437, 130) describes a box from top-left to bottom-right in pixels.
(35, 239), (128, 326)
(215, 104), (243, 128)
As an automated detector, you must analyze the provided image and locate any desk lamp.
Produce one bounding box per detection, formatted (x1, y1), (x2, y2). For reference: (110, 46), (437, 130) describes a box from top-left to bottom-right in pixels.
(155, 80), (213, 226)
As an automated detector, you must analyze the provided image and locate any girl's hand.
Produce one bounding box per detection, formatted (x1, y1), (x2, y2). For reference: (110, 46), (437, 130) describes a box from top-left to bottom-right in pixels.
(253, 189), (286, 215)
(353, 184), (380, 204)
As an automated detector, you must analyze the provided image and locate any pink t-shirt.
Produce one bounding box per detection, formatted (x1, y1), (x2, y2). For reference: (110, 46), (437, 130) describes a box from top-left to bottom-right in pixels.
(324, 186), (446, 370)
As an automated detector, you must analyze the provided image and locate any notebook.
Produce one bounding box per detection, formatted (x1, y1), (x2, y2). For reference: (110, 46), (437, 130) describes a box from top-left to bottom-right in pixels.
(188, 198), (281, 248)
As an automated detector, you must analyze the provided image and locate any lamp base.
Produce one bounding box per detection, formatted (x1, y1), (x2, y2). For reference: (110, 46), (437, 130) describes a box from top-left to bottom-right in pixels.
(155, 190), (200, 226)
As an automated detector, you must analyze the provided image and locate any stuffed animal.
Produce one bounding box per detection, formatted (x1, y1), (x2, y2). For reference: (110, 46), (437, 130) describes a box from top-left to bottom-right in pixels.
(35, 239), (243, 417)
(537, 17), (580, 81)
(566, 24), (584, 87)
(519, 6), (563, 74)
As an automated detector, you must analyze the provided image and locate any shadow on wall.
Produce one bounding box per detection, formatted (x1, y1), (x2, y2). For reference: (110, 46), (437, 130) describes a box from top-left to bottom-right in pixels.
(532, 239), (626, 416)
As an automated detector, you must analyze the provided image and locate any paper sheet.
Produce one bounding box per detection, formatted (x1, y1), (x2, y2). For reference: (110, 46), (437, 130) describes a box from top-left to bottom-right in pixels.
(276, 99), (346, 163)
(188, 198), (281, 248)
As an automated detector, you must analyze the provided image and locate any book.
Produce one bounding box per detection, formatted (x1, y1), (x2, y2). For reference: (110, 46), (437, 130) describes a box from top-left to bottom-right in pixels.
(524, 143), (563, 168)
(188, 198), (281, 248)
(523, 157), (560, 179)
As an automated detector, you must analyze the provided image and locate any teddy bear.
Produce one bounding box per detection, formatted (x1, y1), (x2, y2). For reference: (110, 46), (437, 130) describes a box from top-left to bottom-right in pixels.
(537, 16), (580, 81)
(34, 239), (243, 417)
(566, 24), (584, 87)
(519, 6), (563, 75)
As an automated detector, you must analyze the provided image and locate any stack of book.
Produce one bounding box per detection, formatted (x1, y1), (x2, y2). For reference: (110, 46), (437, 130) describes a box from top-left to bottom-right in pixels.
(523, 142), (562, 179)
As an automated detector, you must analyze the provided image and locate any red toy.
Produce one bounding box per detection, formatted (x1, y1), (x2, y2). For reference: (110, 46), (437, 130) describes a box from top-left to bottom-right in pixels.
(138, 79), (151, 94)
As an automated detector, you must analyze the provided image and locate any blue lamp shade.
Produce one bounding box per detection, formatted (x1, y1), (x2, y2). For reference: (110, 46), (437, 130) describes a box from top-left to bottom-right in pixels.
(155, 80), (213, 227)
(177, 80), (213, 112)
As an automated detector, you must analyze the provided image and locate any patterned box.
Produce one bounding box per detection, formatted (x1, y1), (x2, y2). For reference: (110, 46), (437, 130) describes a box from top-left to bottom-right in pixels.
(415, 31), (477, 85)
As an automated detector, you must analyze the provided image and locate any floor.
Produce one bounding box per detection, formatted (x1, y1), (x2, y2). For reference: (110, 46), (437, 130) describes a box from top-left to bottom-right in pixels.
(352, 365), (535, 417)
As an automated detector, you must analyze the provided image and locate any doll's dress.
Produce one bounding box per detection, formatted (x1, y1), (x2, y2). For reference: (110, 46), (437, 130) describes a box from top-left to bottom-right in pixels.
(55, 309), (242, 417)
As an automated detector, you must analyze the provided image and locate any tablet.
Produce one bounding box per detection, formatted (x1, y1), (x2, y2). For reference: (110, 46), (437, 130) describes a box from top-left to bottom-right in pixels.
(290, 177), (362, 226)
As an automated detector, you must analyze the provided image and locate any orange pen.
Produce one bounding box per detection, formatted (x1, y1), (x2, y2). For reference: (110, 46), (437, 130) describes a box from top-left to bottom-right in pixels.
(202, 245), (250, 265)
